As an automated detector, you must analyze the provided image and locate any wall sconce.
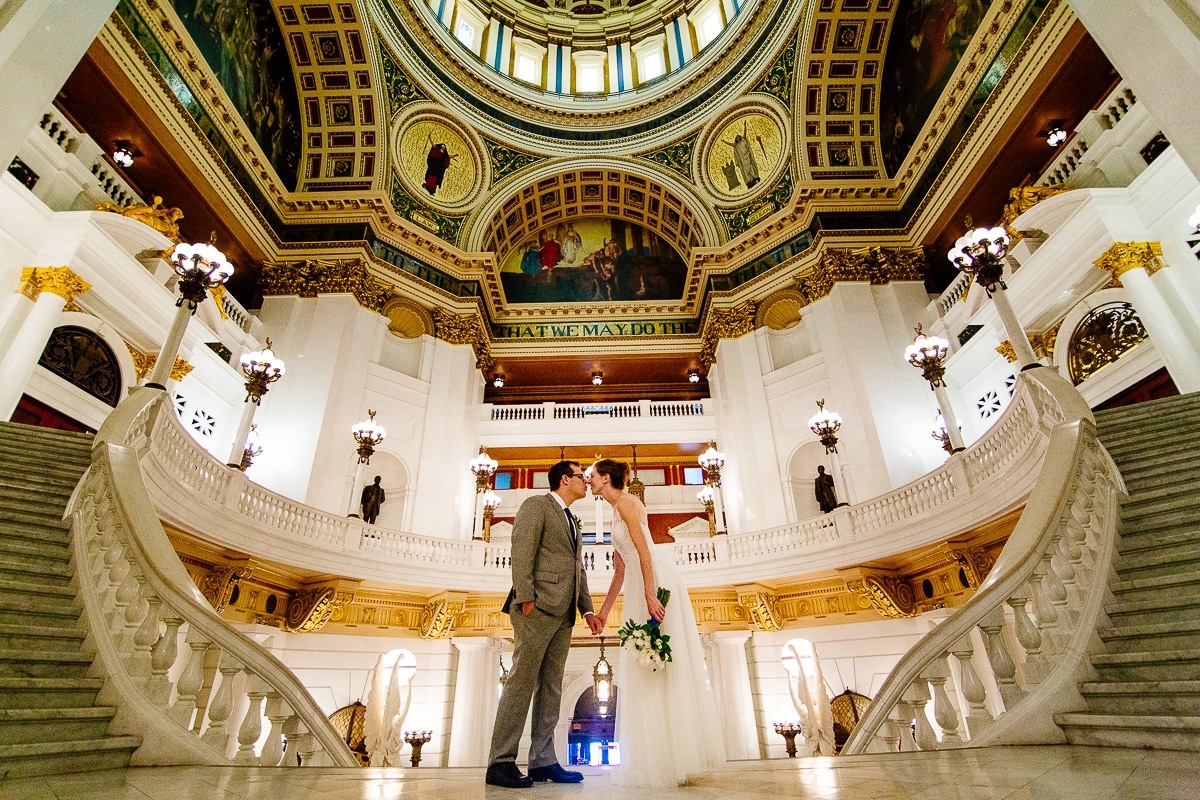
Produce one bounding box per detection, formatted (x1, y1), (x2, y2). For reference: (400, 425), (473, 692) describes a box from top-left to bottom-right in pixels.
(591, 370), (603, 386)
(492, 373), (505, 388)
(688, 368), (700, 383)
(112, 139), (139, 167)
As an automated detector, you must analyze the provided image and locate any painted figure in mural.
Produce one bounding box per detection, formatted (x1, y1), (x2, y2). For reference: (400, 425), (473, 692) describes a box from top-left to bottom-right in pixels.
(815, 466), (838, 514)
(558, 222), (582, 265)
(539, 229), (562, 270)
(721, 161), (741, 191)
(589, 459), (726, 786)
(361, 475), (385, 525)
(520, 241), (543, 275)
(486, 461), (601, 788)
(424, 140), (457, 195)
(723, 121), (760, 189)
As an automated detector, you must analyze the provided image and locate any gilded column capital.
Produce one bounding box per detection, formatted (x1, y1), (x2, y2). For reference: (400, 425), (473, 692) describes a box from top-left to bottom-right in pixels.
(699, 301), (756, 367)
(431, 307), (494, 371)
(995, 340), (1017, 363)
(1094, 241), (1163, 284)
(127, 345), (154, 380)
(1029, 322), (1061, 362)
(20, 266), (90, 306)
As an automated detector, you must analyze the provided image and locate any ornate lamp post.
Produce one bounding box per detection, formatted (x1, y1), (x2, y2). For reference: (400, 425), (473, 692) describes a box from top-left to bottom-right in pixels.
(806, 399), (850, 507)
(239, 424), (263, 471)
(403, 730), (432, 767)
(774, 721), (801, 758)
(905, 325), (965, 453)
(948, 222), (1039, 369)
(481, 490), (501, 542)
(147, 236), (234, 389)
(593, 637), (612, 717)
(697, 486), (717, 537)
(470, 447), (499, 540)
(227, 339), (285, 468)
(697, 441), (727, 534)
(931, 412), (962, 456)
(347, 410), (385, 517)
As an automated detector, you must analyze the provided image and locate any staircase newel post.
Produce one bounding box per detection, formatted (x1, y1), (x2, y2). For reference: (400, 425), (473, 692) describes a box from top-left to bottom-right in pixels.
(980, 607), (1022, 712)
(949, 634), (992, 739)
(149, 614), (184, 705)
(1007, 596), (1045, 686)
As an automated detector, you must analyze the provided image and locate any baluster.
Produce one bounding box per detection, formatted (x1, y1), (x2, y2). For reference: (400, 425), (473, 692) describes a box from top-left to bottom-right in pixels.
(905, 681), (939, 751)
(202, 654), (243, 757)
(171, 633), (210, 728)
(949, 634), (992, 739)
(869, 718), (900, 753)
(130, 592), (161, 681)
(980, 607), (1021, 711)
(116, 575), (149, 654)
(236, 673), (268, 764)
(893, 701), (919, 751)
(261, 693), (290, 766)
(1028, 560), (1062, 654)
(1008, 595), (1046, 686)
(1041, 553), (1070, 627)
(149, 614), (184, 705)
(924, 657), (962, 746)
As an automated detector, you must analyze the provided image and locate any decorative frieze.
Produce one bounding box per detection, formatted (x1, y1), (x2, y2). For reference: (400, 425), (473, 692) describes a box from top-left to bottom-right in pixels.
(795, 246), (926, 305)
(699, 301), (756, 367)
(261, 257), (393, 314)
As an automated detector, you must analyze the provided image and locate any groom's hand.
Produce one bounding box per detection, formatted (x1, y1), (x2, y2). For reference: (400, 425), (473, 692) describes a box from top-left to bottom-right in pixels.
(585, 613), (604, 635)
(522, 600), (535, 616)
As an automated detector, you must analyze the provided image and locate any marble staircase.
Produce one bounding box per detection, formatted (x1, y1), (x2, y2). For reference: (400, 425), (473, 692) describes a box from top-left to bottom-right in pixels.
(1057, 392), (1200, 750)
(0, 422), (140, 778)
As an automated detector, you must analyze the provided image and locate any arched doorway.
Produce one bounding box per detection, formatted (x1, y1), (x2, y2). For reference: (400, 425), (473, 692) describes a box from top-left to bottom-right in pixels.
(567, 686), (618, 766)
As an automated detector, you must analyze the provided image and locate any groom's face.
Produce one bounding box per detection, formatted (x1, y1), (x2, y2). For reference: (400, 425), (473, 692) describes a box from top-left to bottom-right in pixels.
(561, 467), (588, 503)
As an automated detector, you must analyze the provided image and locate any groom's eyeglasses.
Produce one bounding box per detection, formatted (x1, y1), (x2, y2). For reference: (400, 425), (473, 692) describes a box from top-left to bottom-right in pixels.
(570, 472), (586, 480)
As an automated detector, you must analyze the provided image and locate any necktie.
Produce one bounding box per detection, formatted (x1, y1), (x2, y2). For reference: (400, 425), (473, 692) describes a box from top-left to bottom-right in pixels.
(564, 507), (576, 544)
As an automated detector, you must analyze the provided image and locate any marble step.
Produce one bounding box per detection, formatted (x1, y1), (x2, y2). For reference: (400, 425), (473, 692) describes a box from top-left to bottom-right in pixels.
(1078, 680), (1200, 716)
(0, 734), (139, 779)
(1095, 392), (1200, 426)
(0, 553), (72, 587)
(1110, 567), (1200, 605)
(0, 650), (93, 679)
(0, 706), (116, 746)
(1057, 712), (1200, 751)
(0, 450), (91, 472)
(0, 622), (86, 653)
(0, 420), (95, 441)
(0, 531), (70, 565)
(1113, 541), (1200, 581)
(1104, 448), (1200, 478)
(1120, 490), (1200, 518)
(0, 473), (81, 496)
(1106, 593), (1200, 628)
(0, 676), (104, 709)
(0, 503), (76, 530)
(0, 580), (80, 628)
(1091, 648), (1200, 683)
(1117, 524), (1200, 556)
(1098, 617), (1200, 653)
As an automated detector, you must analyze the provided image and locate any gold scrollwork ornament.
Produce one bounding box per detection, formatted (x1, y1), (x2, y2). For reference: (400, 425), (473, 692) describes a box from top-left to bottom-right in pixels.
(201, 564), (252, 613)
(419, 595), (467, 639)
(735, 585), (781, 631)
(284, 585), (357, 632)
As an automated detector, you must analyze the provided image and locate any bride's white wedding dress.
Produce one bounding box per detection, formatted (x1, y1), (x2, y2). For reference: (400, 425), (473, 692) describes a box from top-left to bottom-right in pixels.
(610, 500), (726, 787)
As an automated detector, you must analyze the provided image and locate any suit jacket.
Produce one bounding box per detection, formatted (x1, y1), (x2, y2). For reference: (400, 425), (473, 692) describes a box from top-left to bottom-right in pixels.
(504, 493), (593, 623)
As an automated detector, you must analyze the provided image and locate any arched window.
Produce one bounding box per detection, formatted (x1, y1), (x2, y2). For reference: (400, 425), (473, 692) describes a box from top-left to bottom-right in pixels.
(37, 325), (122, 406)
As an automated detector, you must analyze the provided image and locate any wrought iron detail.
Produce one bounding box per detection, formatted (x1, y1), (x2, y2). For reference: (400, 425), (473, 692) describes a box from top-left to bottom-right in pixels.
(1067, 302), (1148, 385)
(38, 326), (122, 406)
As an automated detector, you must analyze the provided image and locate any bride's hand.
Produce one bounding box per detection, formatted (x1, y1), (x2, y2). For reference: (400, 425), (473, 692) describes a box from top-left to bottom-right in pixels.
(646, 595), (665, 623)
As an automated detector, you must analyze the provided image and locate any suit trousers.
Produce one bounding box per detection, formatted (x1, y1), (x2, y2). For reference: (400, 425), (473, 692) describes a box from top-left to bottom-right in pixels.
(488, 605), (575, 769)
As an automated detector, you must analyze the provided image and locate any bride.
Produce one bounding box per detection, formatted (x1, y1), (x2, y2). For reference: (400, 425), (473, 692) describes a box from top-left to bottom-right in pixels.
(587, 459), (726, 787)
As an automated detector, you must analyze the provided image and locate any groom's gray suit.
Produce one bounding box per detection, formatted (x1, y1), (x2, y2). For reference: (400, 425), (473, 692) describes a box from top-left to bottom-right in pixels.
(488, 488), (594, 772)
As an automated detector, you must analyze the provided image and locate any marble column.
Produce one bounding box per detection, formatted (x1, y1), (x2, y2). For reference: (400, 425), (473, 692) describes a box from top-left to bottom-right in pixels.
(1095, 242), (1200, 392)
(447, 637), (502, 767)
(703, 630), (760, 760)
(0, 266), (89, 420)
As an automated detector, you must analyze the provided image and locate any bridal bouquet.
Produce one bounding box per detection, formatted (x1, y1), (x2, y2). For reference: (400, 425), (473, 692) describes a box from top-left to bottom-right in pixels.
(617, 587), (672, 672)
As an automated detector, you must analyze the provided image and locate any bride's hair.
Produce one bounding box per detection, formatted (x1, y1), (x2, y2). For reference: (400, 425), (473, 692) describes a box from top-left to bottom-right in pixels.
(592, 458), (628, 490)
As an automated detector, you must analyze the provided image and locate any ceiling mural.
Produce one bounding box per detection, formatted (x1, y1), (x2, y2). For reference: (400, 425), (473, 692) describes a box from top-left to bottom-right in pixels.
(390, 107), (488, 211)
(698, 102), (790, 204)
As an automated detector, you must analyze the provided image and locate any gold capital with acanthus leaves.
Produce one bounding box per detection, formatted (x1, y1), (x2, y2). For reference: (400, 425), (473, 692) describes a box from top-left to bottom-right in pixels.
(699, 301), (756, 367)
(431, 307), (494, 371)
(20, 267), (90, 307)
(127, 346), (193, 382)
(995, 340), (1017, 363)
(1094, 241), (1163, 284)
(260, 257), (392, 314)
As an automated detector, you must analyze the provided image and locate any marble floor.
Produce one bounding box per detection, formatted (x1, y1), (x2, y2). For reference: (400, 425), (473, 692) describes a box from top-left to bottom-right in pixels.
(1, 746), (1195, 800)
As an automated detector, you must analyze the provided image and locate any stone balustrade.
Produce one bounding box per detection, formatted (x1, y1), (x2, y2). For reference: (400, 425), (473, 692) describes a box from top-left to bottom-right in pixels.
(841, 367), (1123, 754)
(66, 440), (358, 768)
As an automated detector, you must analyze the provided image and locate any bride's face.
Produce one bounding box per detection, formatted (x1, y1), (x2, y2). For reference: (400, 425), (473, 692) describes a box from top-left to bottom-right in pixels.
(585, 465), (605, 495)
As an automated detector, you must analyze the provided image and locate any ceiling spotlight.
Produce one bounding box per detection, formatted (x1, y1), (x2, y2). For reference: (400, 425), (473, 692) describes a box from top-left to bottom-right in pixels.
(492, 373), (505, 388)
(591, 370), (603, 386)
(112, 139), (139, 168)
(688, 369), (701, 383)
(1046, 127), (1067, 147)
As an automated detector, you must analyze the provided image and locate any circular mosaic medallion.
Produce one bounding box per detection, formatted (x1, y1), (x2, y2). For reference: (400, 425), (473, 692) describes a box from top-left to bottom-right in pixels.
(391, 106), (488, 213)
(696, 98), (790, 206)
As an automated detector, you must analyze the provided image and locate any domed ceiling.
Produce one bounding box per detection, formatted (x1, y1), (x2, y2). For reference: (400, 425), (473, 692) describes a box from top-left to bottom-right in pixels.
(77, 0), (1113, 397)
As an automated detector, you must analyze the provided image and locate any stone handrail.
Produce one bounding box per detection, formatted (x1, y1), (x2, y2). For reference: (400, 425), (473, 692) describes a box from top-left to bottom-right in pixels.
(487, 399), (709, 422)
(842, 366), (1123, 754)
(75, 388), (358, 767)
(119, 364), (1055, 592)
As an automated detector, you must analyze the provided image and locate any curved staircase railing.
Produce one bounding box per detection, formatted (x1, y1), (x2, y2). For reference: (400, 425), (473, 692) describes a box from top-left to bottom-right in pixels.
(842, 367), (1124, 754)
(66, 387), (358, 767)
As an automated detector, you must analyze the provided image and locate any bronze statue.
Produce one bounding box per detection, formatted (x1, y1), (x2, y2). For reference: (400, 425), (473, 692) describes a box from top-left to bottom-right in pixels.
(361, 475), (385, 525)
(815, 465), (837, 514)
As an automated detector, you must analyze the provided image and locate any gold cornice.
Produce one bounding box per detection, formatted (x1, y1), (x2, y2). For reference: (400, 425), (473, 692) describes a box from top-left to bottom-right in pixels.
(699, 301), (756, 367)
(260, 257), (394, 314)
(795, 246), (926, 305)
(1094, 241), (1164, 284)
(19, 266), (90, 306)
(431, 307), (495, 371)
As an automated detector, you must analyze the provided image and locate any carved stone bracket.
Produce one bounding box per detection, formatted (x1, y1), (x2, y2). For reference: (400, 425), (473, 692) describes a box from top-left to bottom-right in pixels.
(735, 583), (781, 631)
(942, 545), (996, 590)
(795, 246), (926, 305)
(419, 591), (469, 639)
(431, 307), (494, 371)
(201, 561), (254, 612)
(699, 301), (756, 367)
(284, 578), (361, 633)
(838, 567), (917, 619)
(261, 257), (393, 313)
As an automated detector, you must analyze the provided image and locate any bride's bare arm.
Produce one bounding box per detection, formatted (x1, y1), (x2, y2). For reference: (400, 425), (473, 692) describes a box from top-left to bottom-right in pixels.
(596, 551), (625, 629)
(616, 495), (665, 622)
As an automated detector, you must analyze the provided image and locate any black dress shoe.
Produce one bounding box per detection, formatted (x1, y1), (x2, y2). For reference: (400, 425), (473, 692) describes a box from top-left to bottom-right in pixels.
(528, 763), (584, 783)
(486, 762), (533, 788)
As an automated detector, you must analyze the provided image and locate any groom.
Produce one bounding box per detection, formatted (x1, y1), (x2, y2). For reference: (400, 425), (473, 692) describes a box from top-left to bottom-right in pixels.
(486, 460), (603, 788)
